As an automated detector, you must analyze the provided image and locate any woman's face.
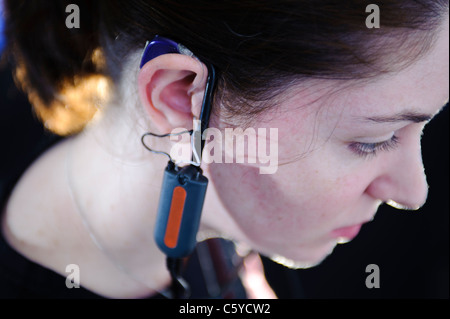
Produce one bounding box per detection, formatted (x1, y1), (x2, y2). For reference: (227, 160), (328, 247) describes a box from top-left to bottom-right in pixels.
(203, 19), (449, 267)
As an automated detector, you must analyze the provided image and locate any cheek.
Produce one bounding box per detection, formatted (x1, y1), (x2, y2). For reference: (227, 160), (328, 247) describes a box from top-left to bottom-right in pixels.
(272, 165), (365, 232)
(207, 162), (298, 244)
(206, 126), (379, 255)
(318, 173), (367, 206)
(207, 158), (366, 243)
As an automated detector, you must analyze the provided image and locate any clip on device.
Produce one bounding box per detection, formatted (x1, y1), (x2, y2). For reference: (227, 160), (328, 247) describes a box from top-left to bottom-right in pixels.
(140, 35), (217, 298)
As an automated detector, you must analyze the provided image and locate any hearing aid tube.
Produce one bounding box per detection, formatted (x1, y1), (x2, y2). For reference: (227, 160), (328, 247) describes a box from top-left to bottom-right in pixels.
(154, 163), (208, 258)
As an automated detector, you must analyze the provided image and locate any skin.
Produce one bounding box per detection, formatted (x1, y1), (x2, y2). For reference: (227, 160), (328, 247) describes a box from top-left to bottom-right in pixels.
(2, 18), (448, 298)
(205, 16), (449, 267)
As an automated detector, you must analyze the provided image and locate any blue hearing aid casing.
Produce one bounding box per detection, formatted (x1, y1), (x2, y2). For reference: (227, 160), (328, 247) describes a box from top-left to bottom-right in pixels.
(141, 36), (213, 258)
(140, 35), (183, 69)
(154, 162), (208, 258)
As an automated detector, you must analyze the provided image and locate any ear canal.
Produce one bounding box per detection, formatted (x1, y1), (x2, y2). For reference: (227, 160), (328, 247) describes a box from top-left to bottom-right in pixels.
(159, 72), (197, 114)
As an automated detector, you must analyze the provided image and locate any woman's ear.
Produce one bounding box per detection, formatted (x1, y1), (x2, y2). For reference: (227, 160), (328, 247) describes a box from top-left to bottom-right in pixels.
(138, 54), (207, 134)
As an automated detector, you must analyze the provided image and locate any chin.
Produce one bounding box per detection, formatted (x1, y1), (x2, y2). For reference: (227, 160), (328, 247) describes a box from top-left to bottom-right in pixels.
(264, 241), (338, 270)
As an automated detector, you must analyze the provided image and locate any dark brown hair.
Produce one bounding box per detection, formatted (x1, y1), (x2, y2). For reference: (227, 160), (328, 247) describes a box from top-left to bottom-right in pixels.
(3, 0), (448, 134)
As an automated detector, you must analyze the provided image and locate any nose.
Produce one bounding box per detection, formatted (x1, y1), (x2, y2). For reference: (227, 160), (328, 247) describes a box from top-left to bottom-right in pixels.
(365, 142), (429, 210)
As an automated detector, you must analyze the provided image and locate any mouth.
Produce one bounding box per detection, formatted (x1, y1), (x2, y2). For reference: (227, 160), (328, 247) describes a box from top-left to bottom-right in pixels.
(330, 223), (364, 242)
(330, 205), (379, 242)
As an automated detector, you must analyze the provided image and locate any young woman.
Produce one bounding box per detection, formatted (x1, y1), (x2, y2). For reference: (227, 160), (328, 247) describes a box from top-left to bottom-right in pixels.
(1, 0), (448, 299)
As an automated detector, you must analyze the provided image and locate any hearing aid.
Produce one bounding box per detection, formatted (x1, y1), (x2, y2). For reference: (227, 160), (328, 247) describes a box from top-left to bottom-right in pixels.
(140, 35), (217, 259)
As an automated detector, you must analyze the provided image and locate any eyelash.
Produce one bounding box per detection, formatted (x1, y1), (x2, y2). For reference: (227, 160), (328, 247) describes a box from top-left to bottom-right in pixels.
(349, 135), (399, 158)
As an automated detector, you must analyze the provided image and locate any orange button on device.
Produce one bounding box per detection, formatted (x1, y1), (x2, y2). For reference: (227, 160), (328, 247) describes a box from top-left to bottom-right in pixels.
(164, 186), (187, 248)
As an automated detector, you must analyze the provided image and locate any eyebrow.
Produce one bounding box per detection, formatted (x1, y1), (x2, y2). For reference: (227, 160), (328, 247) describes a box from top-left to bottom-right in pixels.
(362, 111), (433, 124)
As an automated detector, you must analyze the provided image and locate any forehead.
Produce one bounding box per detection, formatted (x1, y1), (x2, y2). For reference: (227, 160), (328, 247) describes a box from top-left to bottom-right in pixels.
(339, 18), (448, 121)
(283, 17), (449, 125)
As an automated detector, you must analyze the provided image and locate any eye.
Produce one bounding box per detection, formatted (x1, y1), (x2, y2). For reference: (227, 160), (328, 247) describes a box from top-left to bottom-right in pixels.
(348, 135), (399, 158)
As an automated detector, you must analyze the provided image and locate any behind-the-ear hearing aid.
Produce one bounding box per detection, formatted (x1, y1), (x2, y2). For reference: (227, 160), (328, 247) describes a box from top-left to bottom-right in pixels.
(140, 35), (217, 298)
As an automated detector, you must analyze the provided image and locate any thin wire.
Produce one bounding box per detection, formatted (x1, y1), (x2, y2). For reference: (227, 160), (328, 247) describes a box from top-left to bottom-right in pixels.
(141, 130), (192, 162)
(191, 117), (202, 165)
(141, 129), (201, 167)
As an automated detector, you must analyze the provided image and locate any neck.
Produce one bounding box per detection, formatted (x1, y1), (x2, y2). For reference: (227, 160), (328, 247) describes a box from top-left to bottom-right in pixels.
(65, 115), (173, 296)
(64, 98), (243, 297)
(3, 90), (242, 298)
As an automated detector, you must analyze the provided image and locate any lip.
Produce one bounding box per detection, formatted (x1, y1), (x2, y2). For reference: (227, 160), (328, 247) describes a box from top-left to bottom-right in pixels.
(331, 223), (363, 240)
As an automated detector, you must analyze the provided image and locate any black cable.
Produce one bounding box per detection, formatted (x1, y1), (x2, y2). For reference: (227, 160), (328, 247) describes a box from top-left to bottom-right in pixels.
(166, 257), (191, 299)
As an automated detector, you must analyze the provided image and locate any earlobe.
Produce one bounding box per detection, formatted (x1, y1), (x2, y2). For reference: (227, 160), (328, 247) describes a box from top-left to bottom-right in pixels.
(137, 54), (207, 134)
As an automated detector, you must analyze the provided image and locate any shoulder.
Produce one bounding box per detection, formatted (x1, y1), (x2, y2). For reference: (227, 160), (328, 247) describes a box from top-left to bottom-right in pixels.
(2, 139), (75, 263)
(1, 139), (159, 298)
